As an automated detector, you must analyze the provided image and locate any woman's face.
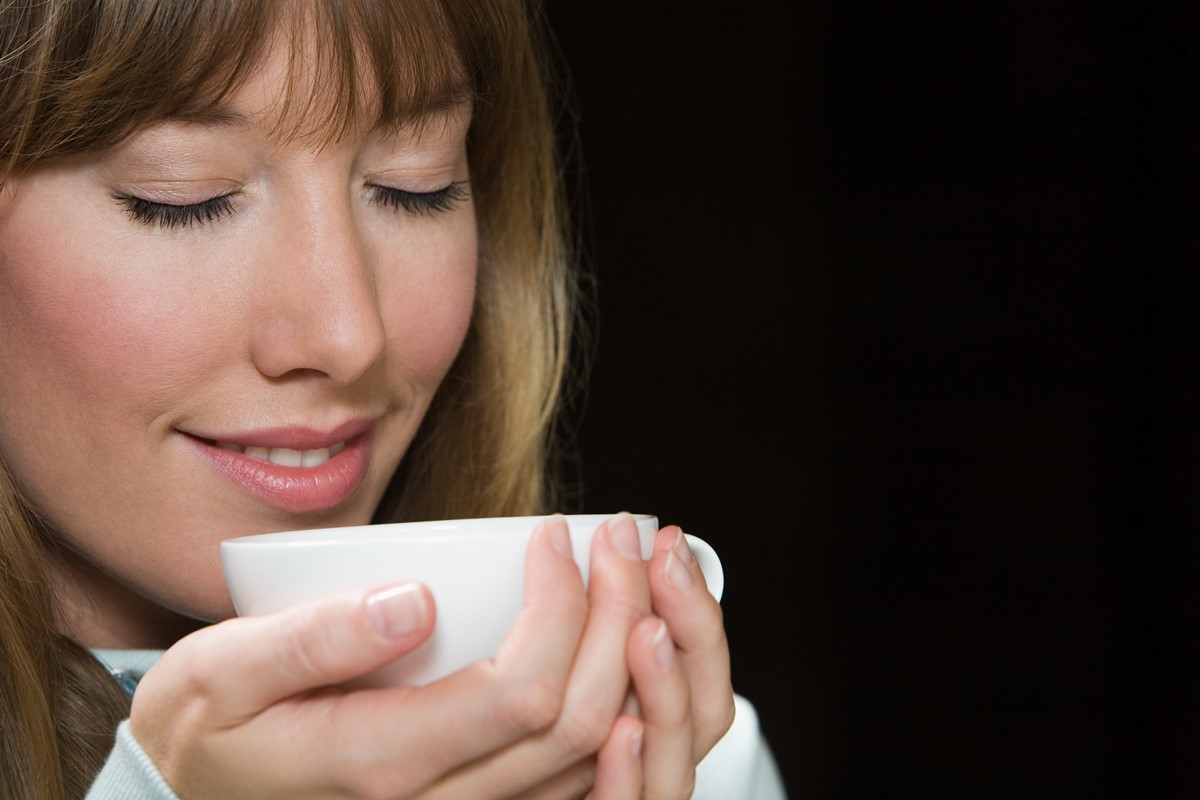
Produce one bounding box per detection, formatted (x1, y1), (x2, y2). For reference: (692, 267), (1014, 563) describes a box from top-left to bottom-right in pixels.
(0, 43), (477, 645)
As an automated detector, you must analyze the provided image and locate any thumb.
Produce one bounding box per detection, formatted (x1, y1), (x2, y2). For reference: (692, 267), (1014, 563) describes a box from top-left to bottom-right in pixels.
(141, 582), (434, 725)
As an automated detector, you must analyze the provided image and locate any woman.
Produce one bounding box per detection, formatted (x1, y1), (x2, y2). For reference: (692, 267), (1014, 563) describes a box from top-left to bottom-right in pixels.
(0, 1), (783, 797)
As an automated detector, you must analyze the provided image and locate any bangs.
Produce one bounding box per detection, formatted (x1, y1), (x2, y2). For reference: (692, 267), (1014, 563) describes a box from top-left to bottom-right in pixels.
(270, 1), (476, 141)
(2, 0), (503, 172)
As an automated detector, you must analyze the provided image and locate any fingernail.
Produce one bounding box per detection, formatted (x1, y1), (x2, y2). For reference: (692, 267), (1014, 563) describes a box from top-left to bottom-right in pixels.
(672, 529), (695, 566)
(366, 583), (427, 639)
(610, 513), (643, 561)
(542, 514), (574, 560)
(630, 724), (645, 760)
(665, 548), (695, 594)
(652, 619), (677, 672)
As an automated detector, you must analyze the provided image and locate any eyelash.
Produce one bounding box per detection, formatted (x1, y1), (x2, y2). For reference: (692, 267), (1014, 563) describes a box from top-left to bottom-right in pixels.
(369, 181), (471, 215)
(112, 180), (471, 229)
(113, 193), (236, 229)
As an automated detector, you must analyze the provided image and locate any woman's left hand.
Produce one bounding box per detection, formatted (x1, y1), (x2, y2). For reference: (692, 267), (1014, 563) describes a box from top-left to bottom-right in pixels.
(589, 524), (735, 799)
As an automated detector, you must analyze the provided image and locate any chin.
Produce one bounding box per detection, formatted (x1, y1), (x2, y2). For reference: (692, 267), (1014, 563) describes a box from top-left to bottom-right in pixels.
(151, 566), (238, 629)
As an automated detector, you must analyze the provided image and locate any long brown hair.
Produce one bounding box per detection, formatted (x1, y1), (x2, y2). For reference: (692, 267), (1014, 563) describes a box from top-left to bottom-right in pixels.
(0, 1), (574, 796)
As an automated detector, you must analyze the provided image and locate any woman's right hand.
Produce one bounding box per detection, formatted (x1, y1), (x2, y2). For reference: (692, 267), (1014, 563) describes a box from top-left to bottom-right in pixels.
(130, 514), (657, 799)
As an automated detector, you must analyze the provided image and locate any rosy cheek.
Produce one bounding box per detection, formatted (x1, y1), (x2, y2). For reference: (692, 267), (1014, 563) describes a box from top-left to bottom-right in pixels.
(405, 276), (475, 375)
(377, 230), (478, 383)
(0, 224), (217, 424)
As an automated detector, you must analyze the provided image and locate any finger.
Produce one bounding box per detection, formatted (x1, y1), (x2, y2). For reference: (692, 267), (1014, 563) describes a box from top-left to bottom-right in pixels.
(507, 757), (597, 800)
(506, 511), (651, 759)
(136, 580), (434, 727)
(627, 616), (695, 800)
(493, 514), (588, 697)
(130, 582), (434, 794)
(368, 516), (589, 794)
(589, 715), (644, 800)
(429, 513), (652, 798)
(135, 522), (593, 800)
(556, 512), (653, 747)
(648, 525), (735, 757)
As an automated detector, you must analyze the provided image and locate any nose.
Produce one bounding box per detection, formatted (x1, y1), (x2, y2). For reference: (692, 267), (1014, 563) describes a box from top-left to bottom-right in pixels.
(248, 192), (386, 384)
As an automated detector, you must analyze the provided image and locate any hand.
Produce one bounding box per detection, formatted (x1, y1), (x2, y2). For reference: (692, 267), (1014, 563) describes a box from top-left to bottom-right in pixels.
(447, 517), (735, 800)
(128, 515), (659, 799)
(590, 523), (736, 800)
(420, 513), (658, 798)
(647, 524), (735, 762)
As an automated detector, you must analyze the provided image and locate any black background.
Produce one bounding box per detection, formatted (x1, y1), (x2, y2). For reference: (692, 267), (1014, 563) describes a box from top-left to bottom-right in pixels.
(548, 1), (1199, 797)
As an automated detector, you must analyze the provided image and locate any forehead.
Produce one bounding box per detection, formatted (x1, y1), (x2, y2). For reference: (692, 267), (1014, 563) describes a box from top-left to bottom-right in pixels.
(171, 10), (473, 147)
(181, 50), (468, 150)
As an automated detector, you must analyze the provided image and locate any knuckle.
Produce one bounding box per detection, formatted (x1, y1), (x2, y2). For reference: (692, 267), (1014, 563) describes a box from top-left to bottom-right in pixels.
(553, 588), (589, 625)
(707, 608), (730, 648)
(342, 765), (418, 800)
(652, 770), (697, 800)
(719, 695), (736, 736)
(499, 673), (564, 734)
(565, 757), (598, 797)
(593, 593), (649, 635)
(663, 700), (694, 731)
(674, 771), (698, 800)
(161, 626), (227, 700)
(553, 696), (615, 758)
(273, 603), (337, 685)
(681, 603), (727, 656)
(592, 568), (650, 614)
(696, 694), (737, 758)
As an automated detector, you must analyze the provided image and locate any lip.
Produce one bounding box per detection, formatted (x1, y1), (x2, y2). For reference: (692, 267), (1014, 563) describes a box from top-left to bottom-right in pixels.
(180, 420), (375, 514)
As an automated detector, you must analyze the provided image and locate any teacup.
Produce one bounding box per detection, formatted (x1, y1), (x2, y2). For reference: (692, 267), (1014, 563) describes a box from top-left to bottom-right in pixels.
(220, 514), (723, 686)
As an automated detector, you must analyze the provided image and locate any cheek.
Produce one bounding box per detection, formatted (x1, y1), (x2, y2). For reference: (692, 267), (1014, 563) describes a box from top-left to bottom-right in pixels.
(0, 190), (236, 534)
(0, 225), (219, 431)
(376, 220), (478, 384)
(0, 210), (179, 556)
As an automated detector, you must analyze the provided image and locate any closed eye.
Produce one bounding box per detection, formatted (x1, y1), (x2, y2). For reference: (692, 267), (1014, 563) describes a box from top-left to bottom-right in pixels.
(369, 181), (471, 215)
(112, 192), (237, 229)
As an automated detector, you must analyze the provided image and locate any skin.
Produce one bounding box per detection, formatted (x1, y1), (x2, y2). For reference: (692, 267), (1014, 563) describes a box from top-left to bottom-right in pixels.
(0, 63), (477, 646)
(0, 27), (734, 800)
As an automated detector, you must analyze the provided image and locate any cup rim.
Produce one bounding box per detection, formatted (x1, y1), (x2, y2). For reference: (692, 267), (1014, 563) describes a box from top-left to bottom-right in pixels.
(220, 513), (658, 548)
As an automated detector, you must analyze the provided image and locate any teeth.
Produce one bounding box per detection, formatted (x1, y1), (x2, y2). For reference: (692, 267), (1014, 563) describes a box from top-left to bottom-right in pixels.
(219, 442), (344, 467)
(271, 448), (303, 467)
(300, 448), (331, 467)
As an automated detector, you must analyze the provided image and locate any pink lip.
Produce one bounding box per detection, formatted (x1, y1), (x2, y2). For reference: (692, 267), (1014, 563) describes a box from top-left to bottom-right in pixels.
(180, 420), (375, 514)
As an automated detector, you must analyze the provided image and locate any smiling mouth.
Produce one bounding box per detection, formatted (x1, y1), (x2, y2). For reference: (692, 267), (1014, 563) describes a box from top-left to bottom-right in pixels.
(181, 423), (374, 514)
(205, 439), (348, 467)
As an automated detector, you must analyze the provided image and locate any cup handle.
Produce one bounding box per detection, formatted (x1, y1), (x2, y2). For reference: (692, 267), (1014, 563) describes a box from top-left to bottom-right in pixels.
(683, 534), (724, 602)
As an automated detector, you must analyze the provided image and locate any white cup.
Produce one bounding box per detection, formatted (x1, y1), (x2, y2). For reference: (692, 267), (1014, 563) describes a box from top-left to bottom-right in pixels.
(221, 514), (723, 686)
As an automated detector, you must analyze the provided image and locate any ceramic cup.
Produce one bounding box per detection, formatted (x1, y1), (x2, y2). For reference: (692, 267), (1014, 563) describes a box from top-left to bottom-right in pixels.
(221, 514), (723, 686)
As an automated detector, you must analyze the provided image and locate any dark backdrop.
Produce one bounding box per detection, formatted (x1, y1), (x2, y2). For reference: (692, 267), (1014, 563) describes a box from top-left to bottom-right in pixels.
(546, 2), (1198, 796)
